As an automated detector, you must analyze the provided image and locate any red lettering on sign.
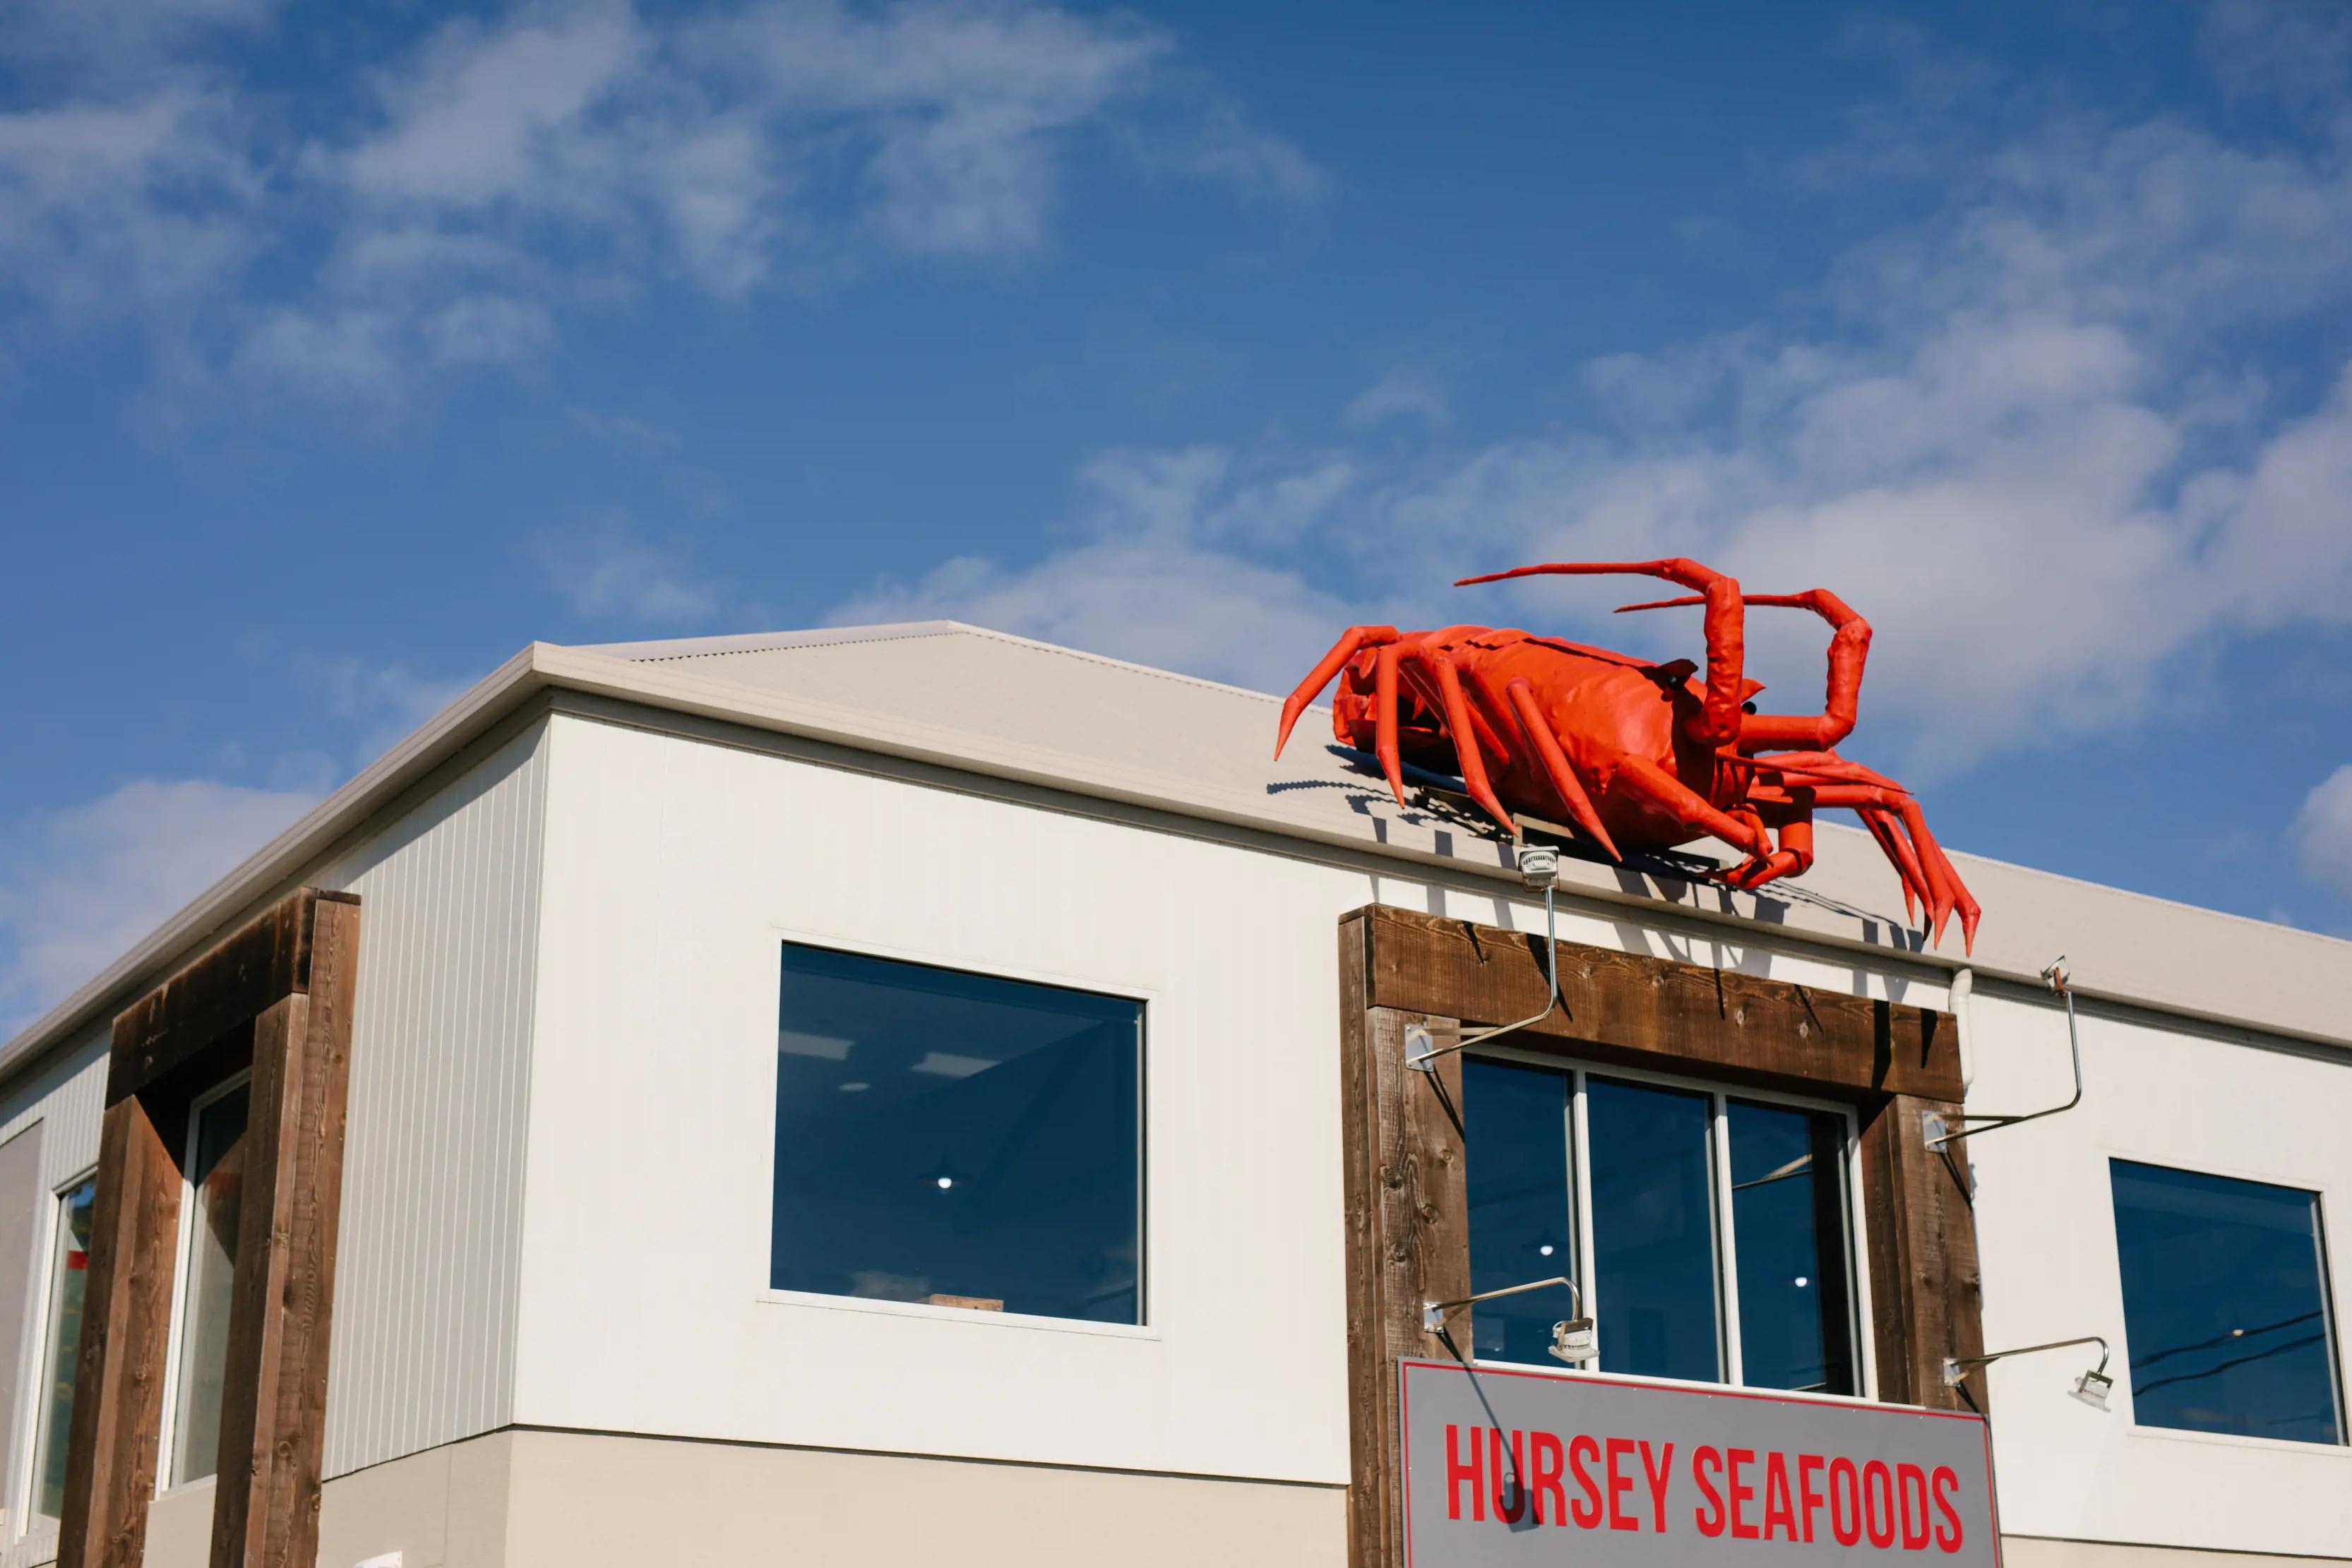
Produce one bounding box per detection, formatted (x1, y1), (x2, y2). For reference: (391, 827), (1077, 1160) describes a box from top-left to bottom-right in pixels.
(1898, 1464), (1930, 1550)
(1493, 1430), (1529, 1524)
(1606, 1437), (1640, 1530)
(1693, 1447), (1726, 1538)
(1763, 1452), (1798, 1542)
(1640, 1442), (1675, 1533)
(1864, 1461), (1897, 1548)
(1570, 1436), (1604, 1528)
(1829, 1457), (1862, 1545)
(1445, 1425), (1482, 1522)
(1727, 1448), (1759, 1540)
(1530, 1432), (1567, 1526)
(1931, 1466), (1964, 1553)
(1798, 1454), (1827, 1543)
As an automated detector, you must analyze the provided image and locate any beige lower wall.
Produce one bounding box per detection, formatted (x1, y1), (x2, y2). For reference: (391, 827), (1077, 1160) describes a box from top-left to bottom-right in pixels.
(303, 1428), (1345, 1568)
(2003, 1538), (2351, 1568)
(130, 1435), (2350, 1568)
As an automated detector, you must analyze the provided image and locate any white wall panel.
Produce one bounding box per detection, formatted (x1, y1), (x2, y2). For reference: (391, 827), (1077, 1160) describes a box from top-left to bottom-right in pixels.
(317, 723), (550, 1479)
(1968, 991), (2352, 1555)
(0, 1032), (105, 1561)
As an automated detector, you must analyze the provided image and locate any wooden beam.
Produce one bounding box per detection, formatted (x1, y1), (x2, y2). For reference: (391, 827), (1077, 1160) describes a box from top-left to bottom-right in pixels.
(1359, 904), (1958, 1103)
(1339, 912), (1473, 1568)
(108, 891), (359, 1108)
(208, 895), (360, 1568)
(1859, 1096), (1986, 1411)
(56, 1099), (181, 1568)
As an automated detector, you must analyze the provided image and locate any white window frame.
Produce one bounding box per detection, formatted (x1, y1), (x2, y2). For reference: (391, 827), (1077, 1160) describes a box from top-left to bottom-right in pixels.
(16, 1163), (98, 1543)
(1467, 1045), (1877, 1401)
(155, 1069), (251, 1497)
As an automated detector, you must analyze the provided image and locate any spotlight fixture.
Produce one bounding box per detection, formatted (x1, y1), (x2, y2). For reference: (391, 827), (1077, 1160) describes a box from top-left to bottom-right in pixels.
(1942, 1335), (2111, 1411)
(1422, 1275), (1597, 1367)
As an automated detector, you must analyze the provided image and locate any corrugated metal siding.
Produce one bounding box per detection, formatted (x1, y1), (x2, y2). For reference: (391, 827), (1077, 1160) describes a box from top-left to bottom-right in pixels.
(318, 722), (549, 1478)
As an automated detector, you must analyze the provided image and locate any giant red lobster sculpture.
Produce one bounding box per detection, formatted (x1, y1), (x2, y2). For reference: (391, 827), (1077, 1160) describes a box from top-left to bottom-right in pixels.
(1275, 558), (1980, 951)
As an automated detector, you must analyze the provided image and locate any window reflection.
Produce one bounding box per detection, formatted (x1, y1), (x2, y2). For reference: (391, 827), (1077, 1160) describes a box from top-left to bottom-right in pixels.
(172, 1083), (251, 1485)
(770, 945), (1142, 1324)
(30, 1178), (97, 1526)
(1587, 1077), (1719, 1382)
(1727, 1099), (1854, 1395)
(1462, 1059), (1575, 1366)
(2111, 1160), (2343, 1444)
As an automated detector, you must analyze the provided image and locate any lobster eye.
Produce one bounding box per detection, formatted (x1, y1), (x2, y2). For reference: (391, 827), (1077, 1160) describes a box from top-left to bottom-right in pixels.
(1742, 701), (1758, 714)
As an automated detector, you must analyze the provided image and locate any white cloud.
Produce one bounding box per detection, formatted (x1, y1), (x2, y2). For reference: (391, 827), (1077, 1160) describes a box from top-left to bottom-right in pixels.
(0, 780), (319, 1039)
(818, 101), (2352, 781)
(1344, 364), (1450, 430)
(2293, 765), (2352, 903)
(537, 517), (720, 625)
(0, 0), (1300, 415)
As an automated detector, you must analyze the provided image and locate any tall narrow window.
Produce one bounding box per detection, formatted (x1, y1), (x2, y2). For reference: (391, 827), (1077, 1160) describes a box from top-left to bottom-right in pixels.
(770, 944), (1143, 1324)
(1726, 1099), (1855, 1394)
(170, 1082), (251, 1485)
(1587, 1077), (1720, 1382)
(1462, 1059), (1575, 1365)
(1461, 1058), (1858, 1392)
(2111, 1160), (2343, 1444)
(29, 1178), (97, 1528)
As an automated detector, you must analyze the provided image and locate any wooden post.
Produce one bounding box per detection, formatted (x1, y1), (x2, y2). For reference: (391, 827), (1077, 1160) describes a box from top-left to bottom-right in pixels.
(1339, 912), (1470, 1568)
(56, 1100), (182, 1568)
(1859, 1094), (1987, 1411)
(209, 895), (359, 1568)
(59, 887), (361, 1568)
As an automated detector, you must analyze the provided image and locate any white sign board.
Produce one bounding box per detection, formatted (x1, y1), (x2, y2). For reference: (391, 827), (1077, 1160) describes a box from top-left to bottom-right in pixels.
(1399, 1360), (2000, 1567)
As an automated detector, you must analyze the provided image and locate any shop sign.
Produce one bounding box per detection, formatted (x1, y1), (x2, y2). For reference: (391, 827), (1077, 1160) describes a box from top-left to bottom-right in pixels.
(1399, 1360), (1999, 1567)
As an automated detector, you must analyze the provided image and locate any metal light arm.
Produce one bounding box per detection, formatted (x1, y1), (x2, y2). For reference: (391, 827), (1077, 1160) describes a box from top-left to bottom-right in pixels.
(1942, 1335), (2108, 1387)
(1409, 850), (1561, 1074)
(1926, 956), (2083, 1149)
(1423, 1275), (1581, 1334)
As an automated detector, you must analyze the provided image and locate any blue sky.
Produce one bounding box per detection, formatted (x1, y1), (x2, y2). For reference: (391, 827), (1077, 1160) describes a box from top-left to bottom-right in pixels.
(4, 0), (2352, 1035)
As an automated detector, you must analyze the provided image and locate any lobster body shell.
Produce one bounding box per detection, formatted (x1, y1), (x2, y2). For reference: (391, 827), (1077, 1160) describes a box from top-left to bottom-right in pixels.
(1330, 628), (1726, 850)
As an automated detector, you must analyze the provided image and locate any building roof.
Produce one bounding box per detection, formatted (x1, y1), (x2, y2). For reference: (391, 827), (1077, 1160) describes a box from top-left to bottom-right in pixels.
(6, 621), (2347, 1085)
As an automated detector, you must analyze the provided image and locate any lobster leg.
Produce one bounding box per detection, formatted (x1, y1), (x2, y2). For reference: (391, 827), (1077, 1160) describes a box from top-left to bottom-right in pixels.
(1723, 806), (1814, 890)
(1372, 638), (1413, 806)
(1456, 559), (1748, 747)
(1809, 786), (1981, 952)
(1502, 678), (1621, 861)
(1275, 624), (1399, 758)
(1613, 755), (1774, 863)
(1427, 649), (1517, 833)
(1858, 807), (1930, 923)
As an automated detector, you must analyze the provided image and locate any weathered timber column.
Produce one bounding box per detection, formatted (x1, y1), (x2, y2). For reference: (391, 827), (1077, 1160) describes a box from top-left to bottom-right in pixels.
(210, 892), (359, 1568)
(1339, 910), (1470, 1568)
(1861, 1094), (1987, 1411)
(56, 1100), (182, 1568)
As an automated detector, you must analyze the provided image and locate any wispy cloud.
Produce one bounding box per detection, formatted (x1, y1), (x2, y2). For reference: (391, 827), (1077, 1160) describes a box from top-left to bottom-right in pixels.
(0, 779), (319, 1039)
(827, 65), (2352, 777)
(1344, 363), (1450, 430)
(0, 0), (1312, 420)
(2293, 765), (2352, 906)
(535, 516), (720, 626)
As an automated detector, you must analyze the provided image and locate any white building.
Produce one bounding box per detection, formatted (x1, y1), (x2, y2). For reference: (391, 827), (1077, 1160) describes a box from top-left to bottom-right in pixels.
(0, 622), (2343, 1568)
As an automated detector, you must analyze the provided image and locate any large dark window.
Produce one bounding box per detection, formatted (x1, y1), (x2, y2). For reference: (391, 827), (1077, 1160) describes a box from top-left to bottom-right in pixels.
(1461, 1058), (1857, 1394)
(770, 943), (1142, 1324)
(2111, 1160), (2343, 1444)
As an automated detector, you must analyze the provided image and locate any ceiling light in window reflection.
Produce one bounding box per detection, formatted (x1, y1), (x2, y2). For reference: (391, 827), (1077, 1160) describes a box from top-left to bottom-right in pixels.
(1796, 1276), (1810, 1288)
(779, 1031), (854, 1059)
(912, 1051), (994, 1078)
(1539, 1244), (1555, 1257)
(839, 1082), (870, 1092)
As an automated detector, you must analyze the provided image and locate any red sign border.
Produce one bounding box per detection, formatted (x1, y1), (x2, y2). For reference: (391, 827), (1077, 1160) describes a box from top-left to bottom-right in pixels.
(1397, 1358), (2002, 1568)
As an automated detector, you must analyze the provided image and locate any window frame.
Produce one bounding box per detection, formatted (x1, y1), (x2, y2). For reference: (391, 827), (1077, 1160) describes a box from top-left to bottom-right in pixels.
(2104, 1153), (2347, 1448)
(759, 928), (1154, 1334)
(1464, 1042), (1876, 1401)
(154, 1068), (253, 1495)
(18, 1163), (99, 1542)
